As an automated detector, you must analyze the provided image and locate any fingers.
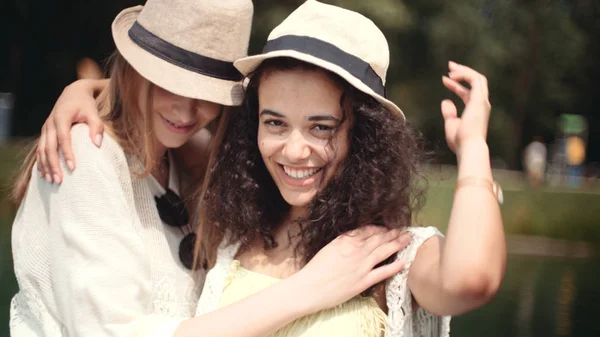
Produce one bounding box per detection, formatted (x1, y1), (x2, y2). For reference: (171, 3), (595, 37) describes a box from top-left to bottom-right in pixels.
(37, 126), (52, 183)
(447, 61), (488, 102)
(87, 114), (105, 148)
(368, 231), (411, 267)
(342, 225), (388, 240)
(44, 121), (63, 184)
(440, 99), (458, 120)
(44, 100), (65, 180)
(78, 98), (104, 147)
(365, 259), (406, 286)
(364, 227), (402, 249)
(442, 76), (470, 104)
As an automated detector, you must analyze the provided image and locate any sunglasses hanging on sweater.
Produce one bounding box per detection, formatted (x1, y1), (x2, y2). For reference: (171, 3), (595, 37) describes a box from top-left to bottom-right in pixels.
(154, 189), (197, 270)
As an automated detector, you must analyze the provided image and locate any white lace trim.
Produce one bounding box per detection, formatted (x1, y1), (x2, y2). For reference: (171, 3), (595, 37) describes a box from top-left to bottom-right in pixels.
(385, 227), (451, 337)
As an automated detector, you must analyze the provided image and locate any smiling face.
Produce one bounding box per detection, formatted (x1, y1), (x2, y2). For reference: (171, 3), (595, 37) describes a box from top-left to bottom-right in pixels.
(151, 85), (221, 149)
(257, 68), (351, 208)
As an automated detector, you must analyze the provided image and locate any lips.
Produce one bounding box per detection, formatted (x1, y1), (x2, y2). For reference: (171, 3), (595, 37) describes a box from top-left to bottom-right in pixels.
(277, 164), (323, 187)
(160, 115), (197, 134)
(282, 165), (323, 179)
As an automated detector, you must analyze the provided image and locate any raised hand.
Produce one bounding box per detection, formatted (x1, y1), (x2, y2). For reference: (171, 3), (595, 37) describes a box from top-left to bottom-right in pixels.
(441, 61), (491, 155)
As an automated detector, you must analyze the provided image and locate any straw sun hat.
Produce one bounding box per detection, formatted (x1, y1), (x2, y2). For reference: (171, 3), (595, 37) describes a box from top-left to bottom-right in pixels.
(234, 0), (404, 120)
(111, 0), (253, 106)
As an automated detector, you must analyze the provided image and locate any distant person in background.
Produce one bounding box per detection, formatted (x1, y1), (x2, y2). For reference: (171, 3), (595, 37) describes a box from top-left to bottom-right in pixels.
(523, 136), (547, 187)
(76, 57), (103, 80)
(565, 135), (586, 188)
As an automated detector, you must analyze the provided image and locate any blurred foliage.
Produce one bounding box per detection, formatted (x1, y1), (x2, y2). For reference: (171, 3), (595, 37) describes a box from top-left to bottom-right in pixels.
(3, 0), (598, 168)
(251, 0), (591, 168)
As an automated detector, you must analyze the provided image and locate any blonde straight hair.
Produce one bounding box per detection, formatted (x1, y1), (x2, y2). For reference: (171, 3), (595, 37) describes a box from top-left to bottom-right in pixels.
(14, 51), (168, 202)
(12, 51), (234, 267)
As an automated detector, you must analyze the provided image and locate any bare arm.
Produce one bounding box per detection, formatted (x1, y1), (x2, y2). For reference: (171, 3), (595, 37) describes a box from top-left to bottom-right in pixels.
(408, 61), (506, 316)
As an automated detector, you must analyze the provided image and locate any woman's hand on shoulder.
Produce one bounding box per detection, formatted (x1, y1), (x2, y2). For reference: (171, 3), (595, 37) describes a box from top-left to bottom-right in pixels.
(291, 226), (411, 314)
(37, 79), (108, 184)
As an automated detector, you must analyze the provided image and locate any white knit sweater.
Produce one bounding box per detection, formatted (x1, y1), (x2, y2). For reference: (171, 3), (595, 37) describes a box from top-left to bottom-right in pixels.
(10, 125), (204, 337)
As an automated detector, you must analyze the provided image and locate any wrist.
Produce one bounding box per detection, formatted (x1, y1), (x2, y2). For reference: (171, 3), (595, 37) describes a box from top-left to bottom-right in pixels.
(456, 138), (492, 180)
(281, 273), (317, 316)
(457, 138), (488, 159)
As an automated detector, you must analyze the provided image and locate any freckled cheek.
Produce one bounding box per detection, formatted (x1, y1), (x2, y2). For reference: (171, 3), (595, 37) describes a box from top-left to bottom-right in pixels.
(258, 138), (282, 158)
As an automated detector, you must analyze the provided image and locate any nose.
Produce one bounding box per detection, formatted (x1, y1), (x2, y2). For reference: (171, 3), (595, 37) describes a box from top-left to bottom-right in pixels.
(171, 97), (196, 122)
(282, 129), (311, 163)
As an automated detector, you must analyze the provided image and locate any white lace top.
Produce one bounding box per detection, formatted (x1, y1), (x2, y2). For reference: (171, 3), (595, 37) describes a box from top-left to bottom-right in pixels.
(10, 125), (204, 337)
(196, 226), (451, 337)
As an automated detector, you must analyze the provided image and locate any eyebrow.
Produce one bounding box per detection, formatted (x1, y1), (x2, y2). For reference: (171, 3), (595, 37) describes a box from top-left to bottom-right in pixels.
(259, 109), (285, 118)
(260, 109), (340, 123)
(307, 115), (339, 123)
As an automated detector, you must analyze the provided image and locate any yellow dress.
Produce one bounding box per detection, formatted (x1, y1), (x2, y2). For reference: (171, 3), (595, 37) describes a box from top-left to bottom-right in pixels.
(219, 260), (387, 337)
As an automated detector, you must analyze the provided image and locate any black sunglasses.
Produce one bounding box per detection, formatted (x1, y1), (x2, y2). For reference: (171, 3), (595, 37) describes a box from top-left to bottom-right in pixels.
(154, 189), (198, 270)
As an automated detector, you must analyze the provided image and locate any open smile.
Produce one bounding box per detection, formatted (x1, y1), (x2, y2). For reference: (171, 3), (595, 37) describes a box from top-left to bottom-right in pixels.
(277, 164), (324, 187)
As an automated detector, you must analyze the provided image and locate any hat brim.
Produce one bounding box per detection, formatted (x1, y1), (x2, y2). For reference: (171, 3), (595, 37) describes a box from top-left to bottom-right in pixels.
(112, 6), (244, 106)
(234, 50), (405, 120)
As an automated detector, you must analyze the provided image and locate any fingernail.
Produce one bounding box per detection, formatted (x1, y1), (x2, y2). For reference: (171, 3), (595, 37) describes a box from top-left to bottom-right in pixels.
(67, 160), (75, 171)
(94, 134), (103, 147)
(45, 174), (52, 183)
(53, 174), (60, 184)
(449, 61), (457, 66)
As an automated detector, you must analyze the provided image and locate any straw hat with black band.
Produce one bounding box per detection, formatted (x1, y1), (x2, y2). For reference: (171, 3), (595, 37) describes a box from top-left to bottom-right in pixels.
(234, 0), (405, 120)
(112, 0), (253, 106)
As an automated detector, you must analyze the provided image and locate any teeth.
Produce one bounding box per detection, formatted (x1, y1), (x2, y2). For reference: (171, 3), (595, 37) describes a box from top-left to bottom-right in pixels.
(283, 166), (322, 179)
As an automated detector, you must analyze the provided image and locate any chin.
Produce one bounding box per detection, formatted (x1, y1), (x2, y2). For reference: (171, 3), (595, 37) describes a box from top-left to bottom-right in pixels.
(158, 137), (187, 149)
(281, 191), (315, 208)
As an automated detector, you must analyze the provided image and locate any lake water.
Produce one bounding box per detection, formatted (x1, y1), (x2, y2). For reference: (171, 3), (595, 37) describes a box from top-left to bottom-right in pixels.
(1, 247), (599, 336)
(452, 255), (600, 337)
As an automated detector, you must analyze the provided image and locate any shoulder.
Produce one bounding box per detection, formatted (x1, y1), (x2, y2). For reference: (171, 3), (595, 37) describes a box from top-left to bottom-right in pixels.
(68, 124), (128, 175)
(399, 226), (443, 266)
(60, 125), (134, 197)
(406, 226), (443, 244)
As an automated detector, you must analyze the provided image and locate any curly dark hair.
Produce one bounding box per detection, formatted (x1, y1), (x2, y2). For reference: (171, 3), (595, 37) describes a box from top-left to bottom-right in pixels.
(199, 57), (426, 269)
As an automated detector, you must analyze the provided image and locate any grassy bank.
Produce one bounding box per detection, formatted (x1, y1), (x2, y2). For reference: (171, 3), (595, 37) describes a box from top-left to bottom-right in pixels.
(418, 166), (600, 243)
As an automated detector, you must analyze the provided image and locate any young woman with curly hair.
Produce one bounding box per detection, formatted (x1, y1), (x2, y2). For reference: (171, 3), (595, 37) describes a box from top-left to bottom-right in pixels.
(195, 2), (505, 336)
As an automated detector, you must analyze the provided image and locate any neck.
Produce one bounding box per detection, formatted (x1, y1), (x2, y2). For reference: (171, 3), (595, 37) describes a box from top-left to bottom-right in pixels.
(289, 205), (308, 223)
(151, 142), (169, 188)
(154, 138), (168, 164)
(272, 205), (308, 247)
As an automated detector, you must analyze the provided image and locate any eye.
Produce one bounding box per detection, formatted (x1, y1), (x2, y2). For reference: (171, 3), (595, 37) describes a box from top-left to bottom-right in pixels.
(313, 124), (335, 132)
(265, 119), (285, 127)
